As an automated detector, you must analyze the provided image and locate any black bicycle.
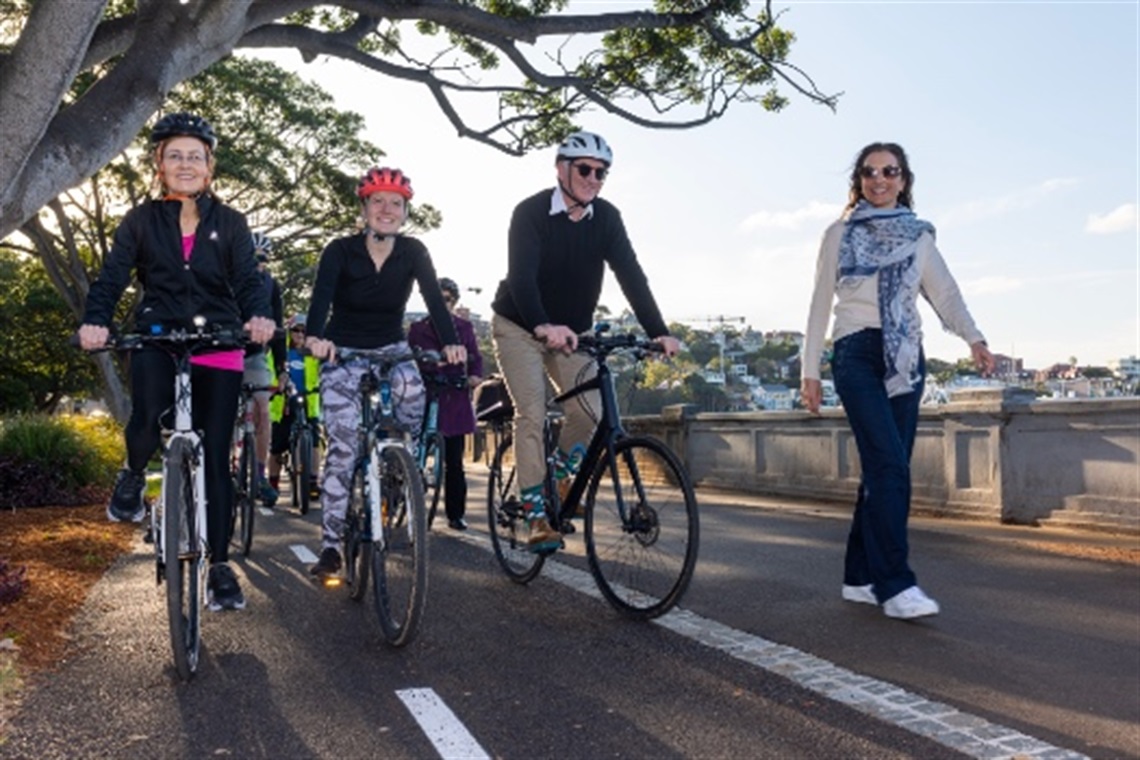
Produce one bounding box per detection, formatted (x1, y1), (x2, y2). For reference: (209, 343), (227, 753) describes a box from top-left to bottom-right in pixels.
(280, 383), (320, 515)
(230, 382), (275, 556)
(337, 345), (434, 646)
(486, 325), (700, 619)
(416, 367), (469, 528)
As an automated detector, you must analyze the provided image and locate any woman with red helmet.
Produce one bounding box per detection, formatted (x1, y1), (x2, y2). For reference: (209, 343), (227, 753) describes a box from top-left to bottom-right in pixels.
(304, 166), (466, 579)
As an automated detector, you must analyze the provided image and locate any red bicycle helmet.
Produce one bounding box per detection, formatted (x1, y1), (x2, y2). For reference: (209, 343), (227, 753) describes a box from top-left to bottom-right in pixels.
(356, 167), (414, 200)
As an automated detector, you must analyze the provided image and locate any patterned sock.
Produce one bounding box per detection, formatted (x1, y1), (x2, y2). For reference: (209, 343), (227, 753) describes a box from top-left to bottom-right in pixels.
(554, 444), (586, 480)
(521, 485), (545, 522)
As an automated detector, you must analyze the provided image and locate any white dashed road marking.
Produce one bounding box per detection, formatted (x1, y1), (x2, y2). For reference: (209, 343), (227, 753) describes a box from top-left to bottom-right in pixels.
(396, 688), (491, 760)
(448, 530), (1090, 760)
(290, 544), (318, 564)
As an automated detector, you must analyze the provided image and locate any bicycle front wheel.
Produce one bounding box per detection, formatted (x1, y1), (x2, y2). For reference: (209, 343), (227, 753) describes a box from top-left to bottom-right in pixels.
(296, 427), (314, 516)
(486, 433), (544, 584)
(235, 432), (256, 556)
(422, 431), (444, 528)
(585, 436), (699, 620)
(163, 437), (203, 680)
(344, 464), (372, 601)
(371, 445), (427, 646)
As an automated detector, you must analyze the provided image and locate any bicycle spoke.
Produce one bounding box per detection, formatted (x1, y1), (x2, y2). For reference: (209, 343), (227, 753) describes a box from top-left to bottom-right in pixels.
(487, 434), (544, 583)
(372, 446), (427, 646)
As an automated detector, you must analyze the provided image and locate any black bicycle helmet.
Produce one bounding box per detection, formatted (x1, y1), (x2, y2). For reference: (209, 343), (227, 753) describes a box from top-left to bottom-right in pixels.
(150, 112), (218, 150)
(439, 277), (460, 300)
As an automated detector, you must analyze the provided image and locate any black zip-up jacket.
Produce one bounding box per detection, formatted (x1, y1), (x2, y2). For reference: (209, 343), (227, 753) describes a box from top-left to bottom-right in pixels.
(83, 195), (270, 332)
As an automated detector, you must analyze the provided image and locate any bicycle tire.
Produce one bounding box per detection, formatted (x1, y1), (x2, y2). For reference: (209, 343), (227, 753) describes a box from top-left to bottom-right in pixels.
(486, 433), (544, 583)
(237, 431), (256, 556)
(296, 427), (314, 516)
(344, 464), (372, 601)
(422, 431), (444, 527)
(371, 445), (427, 646)
(584, 436), (699, 620)
(163, 437), (203, 680)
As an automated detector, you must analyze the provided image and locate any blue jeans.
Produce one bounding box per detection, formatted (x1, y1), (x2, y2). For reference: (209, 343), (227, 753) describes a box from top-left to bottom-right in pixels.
(832, 329), (925, 603)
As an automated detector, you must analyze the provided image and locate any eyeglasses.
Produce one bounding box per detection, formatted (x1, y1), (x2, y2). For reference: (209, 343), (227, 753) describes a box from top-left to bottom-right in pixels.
(572, 163), (608, 181)
(442, 295), (456, 304)
(859, 165), (902, 179)
(163, 151), (207, 165)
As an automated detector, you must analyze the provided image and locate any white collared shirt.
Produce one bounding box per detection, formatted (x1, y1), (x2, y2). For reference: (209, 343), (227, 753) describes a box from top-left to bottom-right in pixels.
(549, 188), (593, 220)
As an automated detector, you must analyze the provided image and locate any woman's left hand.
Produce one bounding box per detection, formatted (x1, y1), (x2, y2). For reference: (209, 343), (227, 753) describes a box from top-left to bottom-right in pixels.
(971, 341), (996, 376)
(442, 344), (467, 365)
(245, 316), (276, 345)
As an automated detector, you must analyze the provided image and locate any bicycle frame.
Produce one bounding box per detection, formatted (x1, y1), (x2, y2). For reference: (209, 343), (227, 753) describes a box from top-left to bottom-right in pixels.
(159, 354), (208, 573)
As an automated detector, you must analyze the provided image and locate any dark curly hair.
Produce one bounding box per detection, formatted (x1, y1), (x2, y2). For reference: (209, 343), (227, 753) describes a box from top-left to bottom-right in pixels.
(846, 142), (914, 212)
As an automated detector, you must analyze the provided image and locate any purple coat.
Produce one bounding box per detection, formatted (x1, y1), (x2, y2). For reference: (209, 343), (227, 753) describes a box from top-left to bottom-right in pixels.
(407, 314), (484, 436)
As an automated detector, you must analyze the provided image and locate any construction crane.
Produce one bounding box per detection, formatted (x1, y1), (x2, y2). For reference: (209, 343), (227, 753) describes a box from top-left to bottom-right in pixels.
(681, 315), (746, 384)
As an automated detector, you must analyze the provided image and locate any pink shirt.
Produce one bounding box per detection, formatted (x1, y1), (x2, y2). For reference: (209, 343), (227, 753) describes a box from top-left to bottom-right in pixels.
(183, 234), (243, 372)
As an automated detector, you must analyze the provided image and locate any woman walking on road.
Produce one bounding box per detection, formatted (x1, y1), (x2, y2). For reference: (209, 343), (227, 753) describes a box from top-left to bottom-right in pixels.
(801, 142), (995, 620)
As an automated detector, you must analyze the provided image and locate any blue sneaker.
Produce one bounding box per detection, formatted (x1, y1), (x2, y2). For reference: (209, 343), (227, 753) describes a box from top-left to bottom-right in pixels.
(258, 478), (278, 508)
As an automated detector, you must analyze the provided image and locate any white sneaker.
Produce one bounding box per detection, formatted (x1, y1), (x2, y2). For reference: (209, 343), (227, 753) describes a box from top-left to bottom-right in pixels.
(882, 586), (940, 619)
(841, 584), (877, 605)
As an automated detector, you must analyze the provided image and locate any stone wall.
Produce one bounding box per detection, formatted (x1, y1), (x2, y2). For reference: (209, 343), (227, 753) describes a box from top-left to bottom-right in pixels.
(622, 389), (1140, 535)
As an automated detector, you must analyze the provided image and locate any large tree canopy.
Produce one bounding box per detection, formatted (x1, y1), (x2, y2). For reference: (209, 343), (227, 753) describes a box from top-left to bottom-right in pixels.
(0, 0), (836, 241)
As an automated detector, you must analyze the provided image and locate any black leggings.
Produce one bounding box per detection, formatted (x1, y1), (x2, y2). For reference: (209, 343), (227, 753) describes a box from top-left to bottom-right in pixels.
(443, 433), (468, 520)
(127, 349), (241, 564)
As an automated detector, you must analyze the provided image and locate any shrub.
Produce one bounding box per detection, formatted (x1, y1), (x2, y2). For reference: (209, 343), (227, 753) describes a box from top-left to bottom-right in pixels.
(0, 558), (28, 605)
(0, 414), (123, 508)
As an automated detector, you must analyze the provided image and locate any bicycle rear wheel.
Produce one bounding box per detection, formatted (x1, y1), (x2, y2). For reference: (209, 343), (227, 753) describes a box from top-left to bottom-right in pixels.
(486, 433), (544, 583)
(421, 431), (444, 527)
(371, 445), (427, 646)
(344, 464), (372, 601)
(163, 437), (203, 680)
(295, 426), (314, 516)
(585, 436), (699, 620)
(234, 432), (256, 556)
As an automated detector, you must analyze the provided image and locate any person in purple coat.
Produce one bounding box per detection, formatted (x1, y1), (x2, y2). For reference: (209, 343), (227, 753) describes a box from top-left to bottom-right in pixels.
(408, 277), (485, 530)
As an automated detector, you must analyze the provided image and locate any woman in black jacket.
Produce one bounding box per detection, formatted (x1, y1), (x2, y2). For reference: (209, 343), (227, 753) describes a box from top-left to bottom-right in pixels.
(79, 112), (276, 612)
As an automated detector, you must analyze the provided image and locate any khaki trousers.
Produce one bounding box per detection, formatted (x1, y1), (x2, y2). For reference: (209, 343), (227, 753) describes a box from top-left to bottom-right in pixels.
(491, 315), (599, 493)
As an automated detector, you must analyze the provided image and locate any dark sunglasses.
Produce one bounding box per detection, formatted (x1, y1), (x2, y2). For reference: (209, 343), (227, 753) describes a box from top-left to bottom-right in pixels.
(290, 327), (305, 333)
(442, 294), (456, 304)
(859, 165), (903, 179)
(572, 163), (608, 181)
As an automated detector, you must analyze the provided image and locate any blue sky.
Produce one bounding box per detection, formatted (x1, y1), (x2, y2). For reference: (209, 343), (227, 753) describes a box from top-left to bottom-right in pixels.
(255, 1), (1138, 369)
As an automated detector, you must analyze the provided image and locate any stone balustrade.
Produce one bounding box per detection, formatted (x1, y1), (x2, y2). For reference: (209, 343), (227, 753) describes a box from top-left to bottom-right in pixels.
(618, 389), (1140, 535)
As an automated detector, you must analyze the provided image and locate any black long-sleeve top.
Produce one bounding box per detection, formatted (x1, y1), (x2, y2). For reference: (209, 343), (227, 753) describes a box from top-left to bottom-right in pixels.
(306, 233), (458, 349)
(492, 189), (669, 337)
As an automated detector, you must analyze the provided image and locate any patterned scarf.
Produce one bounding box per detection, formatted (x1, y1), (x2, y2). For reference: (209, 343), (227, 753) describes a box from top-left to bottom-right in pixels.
(838, 200), (935, 397)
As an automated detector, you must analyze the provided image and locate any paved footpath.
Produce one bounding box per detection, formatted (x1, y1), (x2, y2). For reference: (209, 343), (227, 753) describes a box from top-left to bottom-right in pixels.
(2, 481), (1137, 759)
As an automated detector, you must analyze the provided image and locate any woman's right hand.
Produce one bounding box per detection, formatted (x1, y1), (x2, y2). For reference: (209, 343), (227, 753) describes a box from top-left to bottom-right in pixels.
(305, 336), (336, 363)
(800, 378), (823, 415)
(77, 324), (109, 351)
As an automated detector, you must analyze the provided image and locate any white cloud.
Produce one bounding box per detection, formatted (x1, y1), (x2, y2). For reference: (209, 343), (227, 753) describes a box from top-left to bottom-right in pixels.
(936, 177), (1079, 228)
(739, 200), (843, 233)
(1085, 203), (1137, 235)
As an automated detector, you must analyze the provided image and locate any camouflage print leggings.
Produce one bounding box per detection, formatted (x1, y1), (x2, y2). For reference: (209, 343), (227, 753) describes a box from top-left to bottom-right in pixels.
(318, 343), (425, 549)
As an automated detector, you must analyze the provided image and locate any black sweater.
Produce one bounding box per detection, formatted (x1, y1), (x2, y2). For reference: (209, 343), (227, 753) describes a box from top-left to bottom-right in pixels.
(492, 189), (669, 337)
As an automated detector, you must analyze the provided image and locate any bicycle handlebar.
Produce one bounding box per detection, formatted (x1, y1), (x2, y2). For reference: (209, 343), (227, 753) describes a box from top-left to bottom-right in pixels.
(576, 331), (666, 358)
(72, 325), (284, 354)
(337, 345), (441, 367)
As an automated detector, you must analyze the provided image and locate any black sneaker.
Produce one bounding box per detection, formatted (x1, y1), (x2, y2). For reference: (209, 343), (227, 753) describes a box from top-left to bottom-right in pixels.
(107, 468), (146, 523)
(207, 563), (246, 611)
(309, 547), (342, 578)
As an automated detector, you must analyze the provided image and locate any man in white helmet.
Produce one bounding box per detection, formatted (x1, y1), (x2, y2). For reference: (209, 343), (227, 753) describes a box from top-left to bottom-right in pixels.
(490, 130), (681, 553)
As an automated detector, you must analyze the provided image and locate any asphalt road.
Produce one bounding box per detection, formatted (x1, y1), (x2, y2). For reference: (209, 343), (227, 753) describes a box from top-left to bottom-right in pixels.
(2, 476), (1137, 760)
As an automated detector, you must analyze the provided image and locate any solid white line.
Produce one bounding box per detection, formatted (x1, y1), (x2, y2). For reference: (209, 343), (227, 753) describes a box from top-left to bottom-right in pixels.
(396, 687), (490, 760)
(447, 529), (1088, 760)
(258, 507), (274, 516)
(290, 544), (318, 564)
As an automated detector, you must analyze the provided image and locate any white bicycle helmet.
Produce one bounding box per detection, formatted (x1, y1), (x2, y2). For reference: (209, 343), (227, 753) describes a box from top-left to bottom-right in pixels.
(556, 131), (613, 166)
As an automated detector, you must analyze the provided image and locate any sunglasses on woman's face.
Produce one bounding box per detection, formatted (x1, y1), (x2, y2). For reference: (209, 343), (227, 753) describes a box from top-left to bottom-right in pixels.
(572, 162), (608, 181)
(859, 165), (903, 179)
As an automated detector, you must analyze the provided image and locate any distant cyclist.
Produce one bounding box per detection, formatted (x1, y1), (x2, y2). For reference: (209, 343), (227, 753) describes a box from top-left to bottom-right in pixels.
(78, 112), (275, 611)
(244, 231), (286, 506)
(408, 277), (485, 530)
(490, 131), (680, 553)
(268, 313), (322, 496)
(304, 166), (466, 579)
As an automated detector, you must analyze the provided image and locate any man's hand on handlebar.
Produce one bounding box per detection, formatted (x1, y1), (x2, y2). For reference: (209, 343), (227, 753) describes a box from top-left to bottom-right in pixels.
(653, 335), (681, 359)
(534, 323), (577, 354)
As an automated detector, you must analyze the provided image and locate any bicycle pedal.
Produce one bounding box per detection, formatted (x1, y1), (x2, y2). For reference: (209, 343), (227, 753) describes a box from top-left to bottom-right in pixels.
(558, 522), (576, 535)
